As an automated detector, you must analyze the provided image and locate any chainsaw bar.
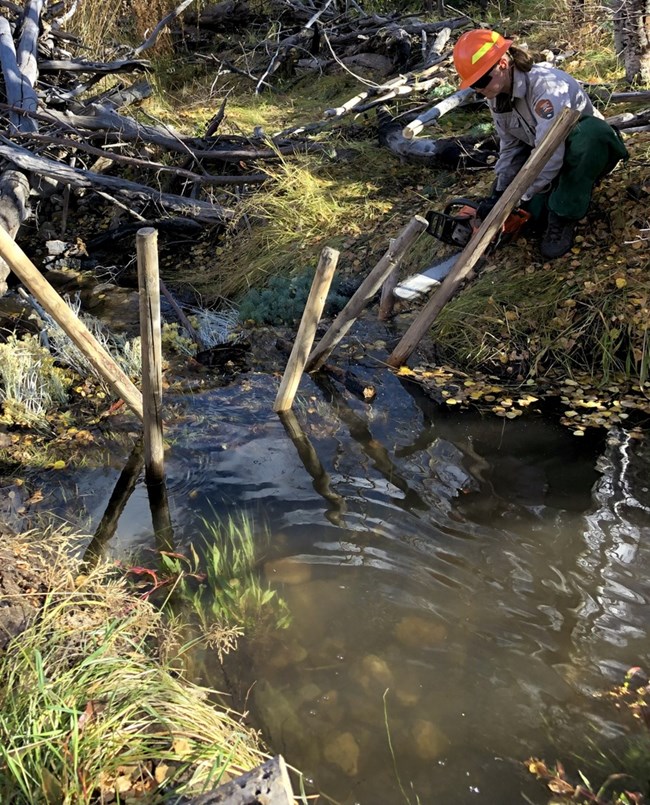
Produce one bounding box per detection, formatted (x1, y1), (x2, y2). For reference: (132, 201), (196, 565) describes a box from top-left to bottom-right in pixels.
(393, 252), (459, 301)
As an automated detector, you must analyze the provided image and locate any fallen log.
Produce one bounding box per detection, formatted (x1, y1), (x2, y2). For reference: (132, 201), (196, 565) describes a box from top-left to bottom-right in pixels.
(377, 105), (497, 170)
(0, 138), (233, 222)
(38, 106), (324, 162)
(401, 88), (476, 139)
(37, 58), (150, 74)
(12, 131), (267, 187)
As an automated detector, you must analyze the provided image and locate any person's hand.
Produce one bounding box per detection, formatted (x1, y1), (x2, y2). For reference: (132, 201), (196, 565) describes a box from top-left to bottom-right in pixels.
(476, 190), (503, 220)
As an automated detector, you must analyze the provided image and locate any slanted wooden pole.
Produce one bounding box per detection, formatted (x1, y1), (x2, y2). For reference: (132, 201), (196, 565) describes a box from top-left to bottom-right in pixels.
(378, 264), (399, 320)
(387, 106), (581, 368)
(137, 227), (165, 483)
(159, 279), (206, 350)
(306, 215), (428, 372)
(273, 246), (339, 412)
(0, 224), (144, 419)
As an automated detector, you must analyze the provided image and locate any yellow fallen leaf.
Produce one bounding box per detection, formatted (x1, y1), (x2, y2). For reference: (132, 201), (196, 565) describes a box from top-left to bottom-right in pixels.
(615, 277), (627, 288)
(155, 763), (170, 784)
(397, 366), (415, 376)
(52, 460), (66, 470)
(114, 775), (132, 793)
(172, 737), (191, 758)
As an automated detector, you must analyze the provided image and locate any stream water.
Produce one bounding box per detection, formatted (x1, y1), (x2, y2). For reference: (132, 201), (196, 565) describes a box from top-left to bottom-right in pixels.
(36, 365), (650, 804)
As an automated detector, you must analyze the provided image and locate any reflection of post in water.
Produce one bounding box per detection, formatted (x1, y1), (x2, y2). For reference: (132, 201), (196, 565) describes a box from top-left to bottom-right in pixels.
(147, 479), (175, 553)
(313, 373), (429, 511)
(83, 437), (145, 567)
(278, 409), (346, 527)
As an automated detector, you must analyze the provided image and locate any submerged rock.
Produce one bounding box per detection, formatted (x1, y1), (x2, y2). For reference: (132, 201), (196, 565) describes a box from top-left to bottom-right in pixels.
(411, 719), (449, 760)
(323, 731), (360, 776)
(394, 615), (447, 649)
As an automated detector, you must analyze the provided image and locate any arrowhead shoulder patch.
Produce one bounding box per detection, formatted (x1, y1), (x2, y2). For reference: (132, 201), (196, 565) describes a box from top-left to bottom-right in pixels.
(534, 98), (555, 119)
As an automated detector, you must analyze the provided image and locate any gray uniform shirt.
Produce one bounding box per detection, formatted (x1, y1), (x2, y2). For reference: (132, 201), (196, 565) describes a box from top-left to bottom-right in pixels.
(488, 64), (600, 200)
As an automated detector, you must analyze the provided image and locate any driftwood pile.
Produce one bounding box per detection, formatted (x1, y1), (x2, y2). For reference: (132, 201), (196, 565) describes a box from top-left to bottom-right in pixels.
(0, 0), (649, 300)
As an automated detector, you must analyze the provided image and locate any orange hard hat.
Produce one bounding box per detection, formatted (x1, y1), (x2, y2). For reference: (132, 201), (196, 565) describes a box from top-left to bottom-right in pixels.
(453, 29), (513, 89)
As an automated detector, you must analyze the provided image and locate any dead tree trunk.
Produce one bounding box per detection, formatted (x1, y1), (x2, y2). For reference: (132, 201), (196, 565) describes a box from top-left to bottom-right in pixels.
(0, 9), (38, 295)
(613, 0), (650, 83)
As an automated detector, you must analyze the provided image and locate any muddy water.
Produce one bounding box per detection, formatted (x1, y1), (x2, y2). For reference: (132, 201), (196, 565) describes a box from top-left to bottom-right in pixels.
(67, 369), (650, 803)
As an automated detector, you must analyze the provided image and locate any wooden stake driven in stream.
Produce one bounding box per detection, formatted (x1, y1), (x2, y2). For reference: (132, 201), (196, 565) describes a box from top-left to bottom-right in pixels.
(273, 246), (339, 412)
(137, 227), (165, 484)
(387, 106), (581, 368)
(305, 215), (428, 373)
(0, 223), (144, 420)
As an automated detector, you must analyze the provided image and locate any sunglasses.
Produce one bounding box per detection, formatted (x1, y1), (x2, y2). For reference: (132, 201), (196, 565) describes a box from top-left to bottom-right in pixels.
(471, 69), (495, 90)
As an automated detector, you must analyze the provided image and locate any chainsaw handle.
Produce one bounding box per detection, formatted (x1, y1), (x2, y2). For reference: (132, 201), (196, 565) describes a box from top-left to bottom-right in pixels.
(443, 198), (478, 216)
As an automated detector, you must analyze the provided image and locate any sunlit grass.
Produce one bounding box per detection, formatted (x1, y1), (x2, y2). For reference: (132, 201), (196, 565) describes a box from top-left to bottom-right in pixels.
(0, 335), (70, 428)
(0, 531), (264, 804)
(185, 147), (394, 299)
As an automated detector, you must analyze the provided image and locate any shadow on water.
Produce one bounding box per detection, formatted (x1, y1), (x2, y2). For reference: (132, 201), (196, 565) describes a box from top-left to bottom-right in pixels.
(40, 367), (650, 804)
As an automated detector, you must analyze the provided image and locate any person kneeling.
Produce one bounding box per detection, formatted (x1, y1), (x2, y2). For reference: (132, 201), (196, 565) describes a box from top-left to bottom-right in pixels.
(452, 29), (629, 259)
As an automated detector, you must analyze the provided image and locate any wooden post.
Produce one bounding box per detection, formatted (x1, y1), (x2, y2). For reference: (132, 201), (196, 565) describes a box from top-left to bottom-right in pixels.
(305, 215), (427, 373)
(0, 223), (144, 419)
(273, 246), (339, 412)
(147, 479), (175, 552)
(387, 107), (581, 368)
(137, 227), (165, 483)
(378, 260), (399, 320)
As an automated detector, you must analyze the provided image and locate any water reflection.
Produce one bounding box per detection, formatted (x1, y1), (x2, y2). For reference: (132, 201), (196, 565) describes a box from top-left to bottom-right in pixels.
(38, 371), (650, 803)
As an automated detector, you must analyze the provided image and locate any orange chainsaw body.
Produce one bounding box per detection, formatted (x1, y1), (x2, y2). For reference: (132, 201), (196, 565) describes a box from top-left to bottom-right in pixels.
(425, 199), (531, 248)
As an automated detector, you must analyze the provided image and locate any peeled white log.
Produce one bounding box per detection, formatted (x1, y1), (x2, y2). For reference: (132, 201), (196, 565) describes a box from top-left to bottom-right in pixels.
(16, 0), (43, 88)
(401, 88), (476, 139)
(0, 16), (38, 131)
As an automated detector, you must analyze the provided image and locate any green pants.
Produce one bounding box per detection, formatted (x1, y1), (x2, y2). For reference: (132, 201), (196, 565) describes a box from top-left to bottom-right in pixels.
(527, 116), (629, 221)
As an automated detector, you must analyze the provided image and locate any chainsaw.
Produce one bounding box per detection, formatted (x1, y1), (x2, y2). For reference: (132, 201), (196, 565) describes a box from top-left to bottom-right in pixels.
(394, 199), (531, 301)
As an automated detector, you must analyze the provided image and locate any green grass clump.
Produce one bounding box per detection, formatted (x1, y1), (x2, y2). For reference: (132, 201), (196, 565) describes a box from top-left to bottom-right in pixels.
(0, 532), (264, 804)
(158, 513), (291, 637)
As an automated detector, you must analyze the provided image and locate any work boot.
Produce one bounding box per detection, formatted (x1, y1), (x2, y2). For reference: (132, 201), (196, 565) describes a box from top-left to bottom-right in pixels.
(540, 212), (577, 260)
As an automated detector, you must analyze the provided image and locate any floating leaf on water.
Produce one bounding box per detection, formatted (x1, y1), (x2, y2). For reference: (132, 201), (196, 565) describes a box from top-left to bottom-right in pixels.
(517, 395), (538, 406)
